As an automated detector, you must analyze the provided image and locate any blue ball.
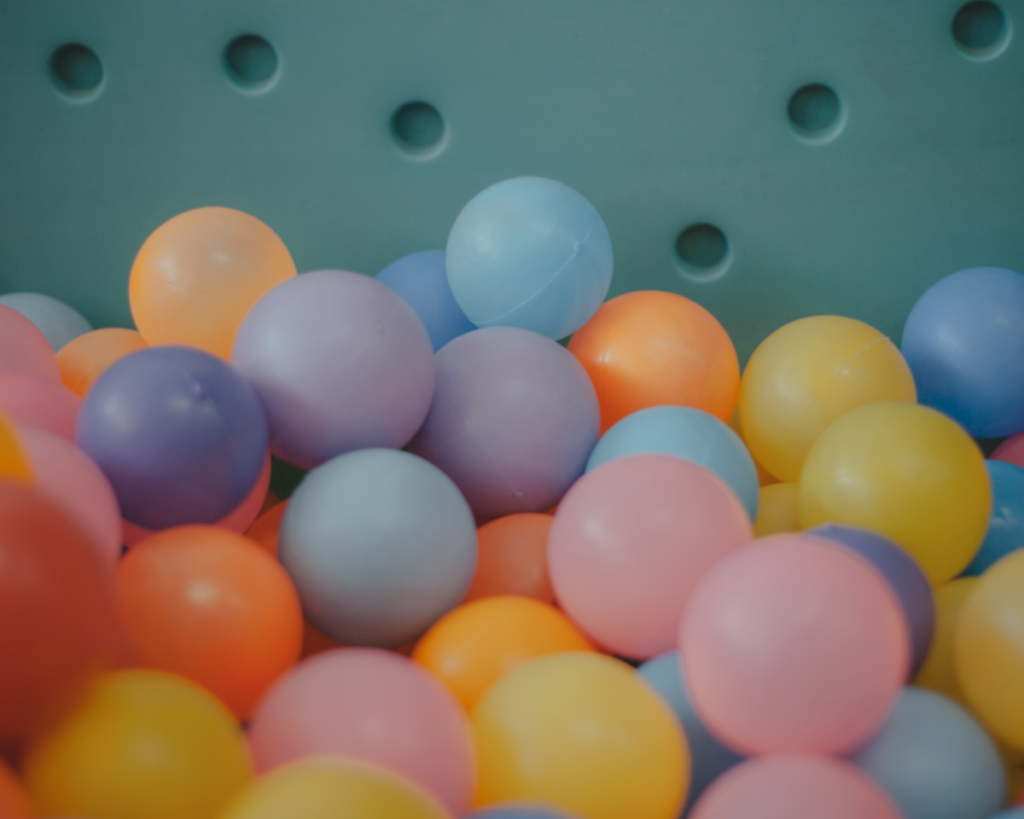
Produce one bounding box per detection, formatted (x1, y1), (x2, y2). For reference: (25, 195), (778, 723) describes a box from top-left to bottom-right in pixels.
(637, 651), (745, 815)
(279, 448), (477, 647)
(850, 687), (1005, 819)
(463, 807), (584, 819)
(76, 345), (268, 530)
(375, 249), (476, 351)
(963, 460), (1024, 576)
(446, 177), (613, 341)
(901, 267), (1024, 438)
(586, 405), (758, 521)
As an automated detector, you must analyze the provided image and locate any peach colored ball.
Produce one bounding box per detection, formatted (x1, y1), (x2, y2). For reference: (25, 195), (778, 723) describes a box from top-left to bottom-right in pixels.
(246, 647), (475, 815)
(549, 454), (752, 660)
(464, 513), (555, 604)
(0, 372), (80, 442)
(56, 327), (148, 398)
(680, 534), (908, 756)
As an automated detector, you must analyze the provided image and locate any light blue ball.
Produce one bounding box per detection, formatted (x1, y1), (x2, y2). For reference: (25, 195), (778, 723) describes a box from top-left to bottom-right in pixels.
(850, 686), (1005, 819)
(962, 460), (1024, 576)
(586, 405), (758, 521)
(446, 177), (613, 341)
(989, 810), (1024, 819)
(463, 807), (584, 819)
(375, 249), (476, 351)
(0, 291), (92, 351)
(637, 651), (745, 816)
(279, 448), (477, 648)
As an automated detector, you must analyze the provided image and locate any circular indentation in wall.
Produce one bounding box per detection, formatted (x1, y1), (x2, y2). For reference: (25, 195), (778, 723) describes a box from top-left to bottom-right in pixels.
(224, 34), (279, 90)
(787, 83), (845, 143)
(676, 223), (732, 282)
(952, 2), (1011, 59)
(49, 44), (104, 99)
(391, 102), (447, 157)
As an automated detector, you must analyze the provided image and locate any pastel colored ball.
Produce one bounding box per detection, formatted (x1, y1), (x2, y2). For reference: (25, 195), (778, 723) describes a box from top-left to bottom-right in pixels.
(0, 292), (92, 352)
(407, 327), (599, 523)
(446, 177), (613, 341)
(247, 647), (475, 815)
(963, 460), (1024, 575)
(233, 270), (435, 470)
(912, 577), (978, 707)
(76, 345), (268, 530)
(0, 372), (80, 442)
(901, 267), (1024, 438)
(993, 430), (1024, 470)
(738, 315), (916, 482)
(376, 249), (476, 351)
(279, 448), (477, 647)
(464, 513), (556, 604)
(586, 405), (758, 522)
(0, 303), (61, 383)
(680, 534), (909, 755)
(753, 482), (800, 537)
(798, 402), (991, 585)
(850, 687), (1005, 819)
(549, 454), (752, 659)
(56, 327), (148, 398)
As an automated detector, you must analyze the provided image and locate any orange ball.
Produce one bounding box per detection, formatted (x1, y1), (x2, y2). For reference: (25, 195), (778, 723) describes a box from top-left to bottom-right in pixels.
(116, 525), (303, 719)
(464, 513), (555, 604)
(0, 757), (33, 818)
(56, 328), (147, 398)
(567, 290), (739, 433)
(129, 207), (297, 359)
(411, 595), (595, 711)
(246, 500), (289, 558)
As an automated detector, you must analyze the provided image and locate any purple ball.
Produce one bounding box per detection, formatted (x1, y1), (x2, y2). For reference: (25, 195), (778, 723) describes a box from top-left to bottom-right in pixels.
(232, 270), (435, 470)
(76, 345), (268, 530)
(407, 326), (599, 522)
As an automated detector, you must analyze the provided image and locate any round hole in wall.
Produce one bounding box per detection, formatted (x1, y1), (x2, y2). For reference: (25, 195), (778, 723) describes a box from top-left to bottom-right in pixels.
(676, 223), (732, 282)
(953, 1), (1011, 59)
(787, 83), (845, 143)
(224, 34), (279, 90)
(49, 44), (104, 99)
(391, 102), (447, 158)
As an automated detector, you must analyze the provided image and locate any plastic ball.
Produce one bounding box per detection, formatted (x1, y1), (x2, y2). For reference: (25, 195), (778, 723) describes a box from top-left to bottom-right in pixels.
(232, 269), (435, 469)
(279, 448), (477, 647)
(753, 482), (799, 537)
(247, 647), (474, 815)
(407, 327), (599, 522)
(586, 405), (758, 521)
(0, 411), (32, 484)
(798, 402), (991, 584)
(76, 345), (268, 530)
(637, 651), (745, 813)
(0, 481), (118, 750)
(850, 687), (1005, 819)
(0, 292), (92, 352)
(549, 454), (752, 659)
(0, 303), (61, 382)
(218, 757), (452, 819)
(680, 534), (909, 755)
(473, 652), (688, 819)
(116, 525), (303, 719)
(22, 669), (252, 819)
(247, 499), (288, 557)
(412, 595), (595, 711)
(688, 755), (902, 819)
(466, 808), (584, 819)
(56, 327), (148, 397)
(129, 206), (297, 359)
(738, 315), (916, 482)
(912, 577), (978, 706)
(0, 758), (32, 819)
(21, 426), (121, 568)
(901, 267), (1024, 438)
(956, 549), (1024, 749)
(963, 460), (1024, 575)
(993, 431), (1024, 470)
(0, 371), (80, 442)
(812, 523), (935, 678)
(567, 291), (739, 433)
(446, 177), (613, 341)
(376, 249), (477, 351)
(464, 513), (556, 604)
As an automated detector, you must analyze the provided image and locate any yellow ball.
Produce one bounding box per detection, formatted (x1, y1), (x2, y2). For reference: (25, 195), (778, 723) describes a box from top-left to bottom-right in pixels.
(0, 410), (32, 484)
(753, 482), (800, 538)
(472, 652), (687, 819)
(956, 549), (1024, 750)
(129, 207), (296, 359)
(912, 577), (979, 707)
(798, 402), (990, 585)
(217, 757), (452, 819)
(739, 316), (916, 482)
(23, 669), (252, 819)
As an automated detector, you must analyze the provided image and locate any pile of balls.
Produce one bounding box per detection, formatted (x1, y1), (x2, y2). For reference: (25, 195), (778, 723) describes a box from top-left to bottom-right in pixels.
(2, 175), (1024, 819)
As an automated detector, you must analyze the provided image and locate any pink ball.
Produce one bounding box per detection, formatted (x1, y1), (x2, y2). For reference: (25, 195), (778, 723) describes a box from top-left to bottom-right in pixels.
(992, 431), (1024, 470)
(680, 534), (908, 756)
(247, 647), (475, 815)
(0, 304), (60, 382)
(0, 372), (80, 442)
(548, 454), (752, 659)
(689, 755), (903, 819)
(19, 426), (121, 568)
